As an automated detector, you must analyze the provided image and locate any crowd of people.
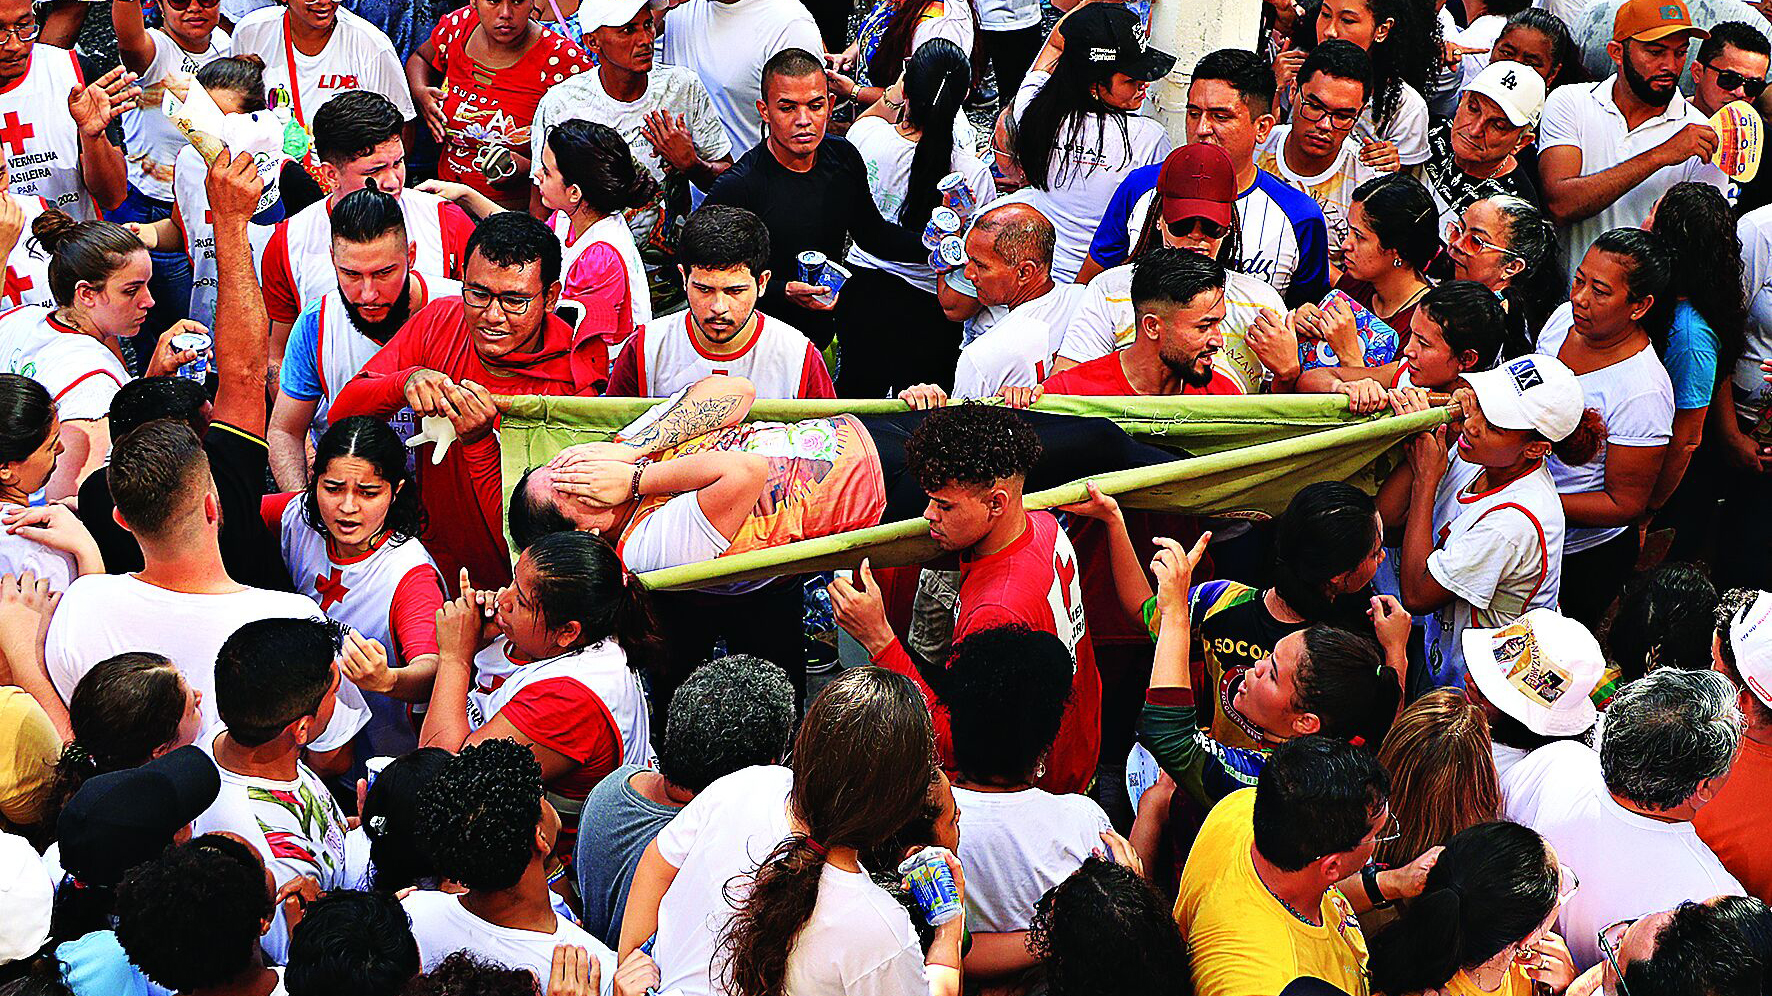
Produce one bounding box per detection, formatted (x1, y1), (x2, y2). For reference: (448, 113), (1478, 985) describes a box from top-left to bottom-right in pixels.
(2, 0), (1772, 990)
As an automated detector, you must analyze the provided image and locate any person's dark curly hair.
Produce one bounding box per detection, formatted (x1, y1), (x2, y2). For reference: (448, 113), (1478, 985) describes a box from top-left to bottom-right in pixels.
(658, 654), (796, 793)
(417, 739), (544, 892)
(287, 890), (420, 996)
(1607, 562), (1719, 683)
(1027, 857), (1191, 996)
(302, 416), (426, 543)
(114, 834), (273, 993)
(399, 951), (540, 996)
(904, 404), (1043, 492)
(937, 626), (1073, 785)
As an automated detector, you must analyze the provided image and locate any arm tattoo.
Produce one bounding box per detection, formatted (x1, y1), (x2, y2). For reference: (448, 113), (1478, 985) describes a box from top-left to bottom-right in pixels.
(622, 395), (745, 454)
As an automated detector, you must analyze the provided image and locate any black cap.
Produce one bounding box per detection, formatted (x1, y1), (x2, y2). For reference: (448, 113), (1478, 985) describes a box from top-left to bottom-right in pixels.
(1058, 5), (1176, 83)
(57, 746), (221, 888)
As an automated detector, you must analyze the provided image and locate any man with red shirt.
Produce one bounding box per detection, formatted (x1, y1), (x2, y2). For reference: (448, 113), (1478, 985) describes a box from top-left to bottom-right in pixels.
(827, 405), (1101, 795)
(1043, 249), (1234, 399)
(260, 92), (476, 372)
(330, 212), (607, 591)
(1043, 246), (1230, 815)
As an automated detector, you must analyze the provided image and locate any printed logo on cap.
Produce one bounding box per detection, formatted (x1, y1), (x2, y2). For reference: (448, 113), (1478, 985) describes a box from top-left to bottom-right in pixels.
(1659, 3), (1684, 19)
(1500, 69), (1519, 90)
(1506, 357), (1543, 393)
(1492, 620), (1571, 706)
(1088, 46), (1117, 63)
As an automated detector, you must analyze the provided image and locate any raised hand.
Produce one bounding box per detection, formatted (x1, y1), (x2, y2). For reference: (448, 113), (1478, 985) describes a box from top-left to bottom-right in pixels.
(69, 66), (140, 137)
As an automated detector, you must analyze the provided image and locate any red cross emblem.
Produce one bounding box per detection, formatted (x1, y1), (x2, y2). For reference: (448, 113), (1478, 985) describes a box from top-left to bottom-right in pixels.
(314, 567), (351, 610)
(204, 209), (213, 225)
(0, 112), (33, 156)
(1, 267), (31, 305)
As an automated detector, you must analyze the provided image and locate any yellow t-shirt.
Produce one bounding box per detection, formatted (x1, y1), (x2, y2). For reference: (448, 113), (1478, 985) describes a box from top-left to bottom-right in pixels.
(1174, 788), (1370, 996)
(1442, 965), (1533, 996)
(0, 685), (60, 826)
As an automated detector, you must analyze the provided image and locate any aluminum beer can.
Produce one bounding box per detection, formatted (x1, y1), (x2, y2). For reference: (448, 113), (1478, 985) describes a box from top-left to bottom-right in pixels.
(171, 330), (212, 382)
(937, 171), (975, 219)
(797, 250), (828, 286)
(922, 207), (962, 251)
(932, 234), (966, 272)
(897, 846), (963, 925)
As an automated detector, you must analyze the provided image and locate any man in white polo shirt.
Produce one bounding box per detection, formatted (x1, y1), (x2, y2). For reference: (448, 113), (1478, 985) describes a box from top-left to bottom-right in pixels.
(1537, 0), (1727, 284)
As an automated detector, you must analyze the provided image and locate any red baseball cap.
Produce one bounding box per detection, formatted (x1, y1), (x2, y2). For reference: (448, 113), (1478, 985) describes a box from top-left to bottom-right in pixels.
(1157, 144), (1237, 227)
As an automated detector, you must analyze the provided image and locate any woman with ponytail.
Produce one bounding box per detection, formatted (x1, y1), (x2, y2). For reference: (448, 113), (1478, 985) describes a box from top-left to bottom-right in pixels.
(619, 667), (963, 996)
(424, 120), (657, 347)
(0, 211), (206, 497)
(835, 39), (994, 396)
(421, 529), (659, 810)
(263, 416), (444, 758)
(1368, 822), (1579, 995)
(48, 652), (203, 827)
(1380, 353), (1603, 689)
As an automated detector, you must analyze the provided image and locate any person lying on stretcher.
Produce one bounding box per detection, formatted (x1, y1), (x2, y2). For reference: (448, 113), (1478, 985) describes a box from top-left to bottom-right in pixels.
(506, 374), (1181, 572)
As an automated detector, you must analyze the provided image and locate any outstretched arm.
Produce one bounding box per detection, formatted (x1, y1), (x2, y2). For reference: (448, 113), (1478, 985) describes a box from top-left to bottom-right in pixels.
(207, 149), (271, 436)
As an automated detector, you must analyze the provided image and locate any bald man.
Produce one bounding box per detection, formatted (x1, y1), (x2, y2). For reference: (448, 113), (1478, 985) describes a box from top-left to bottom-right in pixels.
(948, 203), (1084, 399)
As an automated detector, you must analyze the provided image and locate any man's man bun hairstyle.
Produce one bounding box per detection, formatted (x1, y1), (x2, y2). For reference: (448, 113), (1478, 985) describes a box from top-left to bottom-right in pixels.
(330, 187), (409, 247)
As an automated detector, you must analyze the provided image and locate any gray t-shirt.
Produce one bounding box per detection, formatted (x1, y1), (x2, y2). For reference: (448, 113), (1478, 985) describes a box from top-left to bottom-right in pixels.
(574, 764), (683, 947)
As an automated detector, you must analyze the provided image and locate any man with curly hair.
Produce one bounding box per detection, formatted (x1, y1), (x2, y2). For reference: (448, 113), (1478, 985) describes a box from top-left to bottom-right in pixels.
(113, 833), (283, 996)
(402, 738), (639, 990)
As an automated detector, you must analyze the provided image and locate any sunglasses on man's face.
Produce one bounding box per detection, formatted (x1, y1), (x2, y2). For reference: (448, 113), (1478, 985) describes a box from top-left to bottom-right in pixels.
(164, 0), (222, 9)
(1703, 61), (1770, 99)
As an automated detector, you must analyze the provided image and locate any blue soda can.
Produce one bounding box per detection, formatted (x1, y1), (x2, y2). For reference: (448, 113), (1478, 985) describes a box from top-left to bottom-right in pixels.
(897, 846), (963, 925)
(171, 330), (211, 382)
(922, 207), (962, 251)
(937, 172), (975, 220)
(797, 250), (828, 286)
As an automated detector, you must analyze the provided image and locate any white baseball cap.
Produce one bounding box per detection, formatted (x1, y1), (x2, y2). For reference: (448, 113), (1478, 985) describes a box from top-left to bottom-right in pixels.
(1463, 60), (1547, 128)
(0, 832), (51, 965)
(1461, 353), (1585, 442)
(579, 0), (650, 32)
(1729, 591), (1772, 708)
(1464, 609), (1606, 737)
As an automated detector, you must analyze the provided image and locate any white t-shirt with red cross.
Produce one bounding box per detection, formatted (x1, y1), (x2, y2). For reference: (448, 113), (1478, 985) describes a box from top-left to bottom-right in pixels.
(467, 636), (653, 800)
(0, 304), (129, 420)
(607, 307), (832, 399)
(2, 194), (53, 310)
(267, 492), (445, 667)
(260, 187), (474, 325)
(0, 46), (93, 220)
(230, 5), (415, 132)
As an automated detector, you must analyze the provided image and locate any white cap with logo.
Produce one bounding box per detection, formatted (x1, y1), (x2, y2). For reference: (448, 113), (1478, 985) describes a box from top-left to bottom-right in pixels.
(1461, 353), (1585, 442)
(1464, 608), (1607, 737)
(1464, 60), (1547, 129)
(1729, 591), (1772, 708)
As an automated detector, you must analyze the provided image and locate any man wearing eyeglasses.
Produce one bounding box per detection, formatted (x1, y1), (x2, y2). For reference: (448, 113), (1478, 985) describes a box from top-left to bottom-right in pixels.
(1255, 39), (1383, 280)
(0, 0), (135, 221)
(329, 211), (609, 591)
(1175, 736), (1434, 996)
(1595, 897), (1768, 996)
(1421, 61), (1546, 233)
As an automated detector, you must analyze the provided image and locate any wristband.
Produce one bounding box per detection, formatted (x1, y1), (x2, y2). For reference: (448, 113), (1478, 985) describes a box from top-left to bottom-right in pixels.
(630, 464), (645, 501)
(1361, 862), (1391, 909)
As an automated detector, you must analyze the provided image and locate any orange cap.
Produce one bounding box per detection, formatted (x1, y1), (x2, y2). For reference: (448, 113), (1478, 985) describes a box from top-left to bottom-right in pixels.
(1612, 0), (1708, 43)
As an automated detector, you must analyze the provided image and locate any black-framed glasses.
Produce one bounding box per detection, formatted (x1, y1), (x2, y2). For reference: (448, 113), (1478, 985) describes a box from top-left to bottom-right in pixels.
(1598, 918), (1637, 996)
(1168, 216), (1230, 240)
(1702, 61), (1770, 99)
(1296, 93), (1362, 129)
(462, 285), (537, 315)
(0, 19), (38, 42)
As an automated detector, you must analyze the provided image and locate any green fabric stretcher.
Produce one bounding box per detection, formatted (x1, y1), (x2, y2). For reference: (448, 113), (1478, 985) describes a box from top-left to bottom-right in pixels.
(497, 395), (1451, 591)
